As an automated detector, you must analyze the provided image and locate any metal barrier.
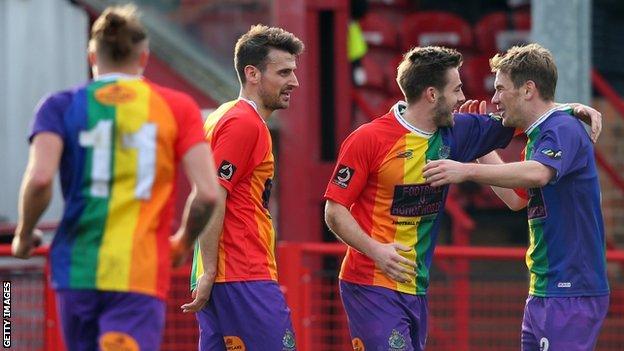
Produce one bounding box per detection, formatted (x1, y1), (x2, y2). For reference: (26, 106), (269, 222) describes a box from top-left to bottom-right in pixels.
(277, 242), (624, 351)
(2, 241), (623, 350)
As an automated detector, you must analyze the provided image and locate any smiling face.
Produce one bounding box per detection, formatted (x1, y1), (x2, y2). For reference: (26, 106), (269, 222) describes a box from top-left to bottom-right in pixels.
(432, 67), (465, 127)
(491, 70), (524, 128)
(257, 48), (299, 111)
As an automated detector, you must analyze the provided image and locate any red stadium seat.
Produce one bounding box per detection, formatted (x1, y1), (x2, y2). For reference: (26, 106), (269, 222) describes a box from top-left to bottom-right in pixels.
(359, 55), (386, 91)
(474, 11), (531, 55)
(461, 55), (495, 101)
(401, 11), (473, 51)
(360, 13), (399, 49)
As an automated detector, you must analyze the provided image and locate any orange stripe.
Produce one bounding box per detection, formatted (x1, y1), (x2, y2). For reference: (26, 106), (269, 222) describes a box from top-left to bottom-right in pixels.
(251, 154), (277, 280)
(128, 84), (177, 293)
(371, 136), (406, 290)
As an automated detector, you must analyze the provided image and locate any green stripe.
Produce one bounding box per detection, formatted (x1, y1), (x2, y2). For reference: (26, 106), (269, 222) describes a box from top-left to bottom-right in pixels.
(413, 133), (444, 292)
(525, 127), (549, 295)
(70, 81), (116, 288)
(190, 242), (200, 290)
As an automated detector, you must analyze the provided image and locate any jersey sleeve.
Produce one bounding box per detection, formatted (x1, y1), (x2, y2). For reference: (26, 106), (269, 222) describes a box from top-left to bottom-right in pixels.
(530, 120), (589, 184)
(210, 116), (263, 192)
(29, 92), (72, 142)
(324, 128), (375, 208)
(451, 113), (515, 162)
(172, 94), (206, 159)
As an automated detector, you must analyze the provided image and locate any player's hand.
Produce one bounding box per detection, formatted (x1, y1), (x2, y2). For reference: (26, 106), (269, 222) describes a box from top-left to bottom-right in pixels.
(170, 230), (191, 268)
(456, 100), (487, 114)
(423, 159), (468, 187)
(369, 242), (416, 284)
(181, 273), (215, 313)
(11, 229), (43, 259)
(569, 103), (602, 143)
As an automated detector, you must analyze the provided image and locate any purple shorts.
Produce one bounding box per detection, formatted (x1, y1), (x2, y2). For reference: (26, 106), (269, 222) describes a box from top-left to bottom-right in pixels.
(56, 289), (165, 351)
(521, 295), (609, 351)
(196, 280), (296, 351)
(340, 280), (428, 351)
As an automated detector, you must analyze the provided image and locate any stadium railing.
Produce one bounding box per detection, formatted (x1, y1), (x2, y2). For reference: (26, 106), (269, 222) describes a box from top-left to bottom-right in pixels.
(277, 242), (624, 351)
(2, 235), (623, 350)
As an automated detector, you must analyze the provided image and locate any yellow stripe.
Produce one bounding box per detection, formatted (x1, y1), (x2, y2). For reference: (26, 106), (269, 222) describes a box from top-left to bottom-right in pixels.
(396, 134), (428, 293)
(96, 80), (150, 290)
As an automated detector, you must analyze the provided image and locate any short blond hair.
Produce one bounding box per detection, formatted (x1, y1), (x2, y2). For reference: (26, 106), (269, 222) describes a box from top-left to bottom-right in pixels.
(490, 43), (557, 101)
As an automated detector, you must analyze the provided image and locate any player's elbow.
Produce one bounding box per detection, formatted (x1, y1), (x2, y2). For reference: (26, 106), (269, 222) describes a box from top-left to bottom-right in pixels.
(324, 201), (341, 231)
(27, 170), (54, 191)
(524, 162), (554, 188)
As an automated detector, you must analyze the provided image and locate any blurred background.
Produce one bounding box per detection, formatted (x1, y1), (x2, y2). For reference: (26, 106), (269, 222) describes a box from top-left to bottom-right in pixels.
(1, 0), (623, 350)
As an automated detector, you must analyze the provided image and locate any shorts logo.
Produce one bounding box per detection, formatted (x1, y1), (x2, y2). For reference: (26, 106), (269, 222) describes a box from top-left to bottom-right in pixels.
(282, 329), (296, 350)
(332, 165), (355, 189)
(352, 337), (365, 351)
(219, 160), (237, 181)
(557, 282), (571, 288)
(388, 329), (406, 351)
(99, 331), (139, 351)
(224, 336), (246, 350)
(540, 149), (562, 159)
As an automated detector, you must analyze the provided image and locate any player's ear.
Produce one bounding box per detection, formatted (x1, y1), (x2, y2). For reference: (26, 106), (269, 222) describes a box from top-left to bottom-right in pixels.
(244, 65), (261, 84)
(88, 51), (97, 66)
(425, 87), (437, 103)
(524, 81), (536, 100)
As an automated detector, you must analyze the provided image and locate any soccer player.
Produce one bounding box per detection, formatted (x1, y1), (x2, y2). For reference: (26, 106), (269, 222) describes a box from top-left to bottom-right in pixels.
(323, 46), (602, 351)
(180, 25), (304, 351)
(423, 44), (609, 351)
(11, 5), (219, 351)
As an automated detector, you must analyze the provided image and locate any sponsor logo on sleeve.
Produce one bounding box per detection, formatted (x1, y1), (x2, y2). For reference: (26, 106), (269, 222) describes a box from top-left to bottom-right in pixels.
(218, 160), (236, 181)
(540, 148), (562, 159)
(332, 165), (355, 189)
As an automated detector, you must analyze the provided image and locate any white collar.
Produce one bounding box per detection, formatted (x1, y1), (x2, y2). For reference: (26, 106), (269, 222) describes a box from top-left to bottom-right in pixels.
(525, 105), (564, 135)
(238, 97), (266, 123)
(392, 101), (435, 139)
(94, 73), (142, 82)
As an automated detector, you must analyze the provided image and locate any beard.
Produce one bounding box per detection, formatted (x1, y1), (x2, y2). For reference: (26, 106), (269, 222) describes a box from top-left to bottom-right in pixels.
(258, 85), (288, 111)
(432, 96), (454, 127)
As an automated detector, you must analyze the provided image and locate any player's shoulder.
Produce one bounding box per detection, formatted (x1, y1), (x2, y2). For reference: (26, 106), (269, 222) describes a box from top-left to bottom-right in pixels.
(544, 110), (586, 134)
(36, 89), (76, 114)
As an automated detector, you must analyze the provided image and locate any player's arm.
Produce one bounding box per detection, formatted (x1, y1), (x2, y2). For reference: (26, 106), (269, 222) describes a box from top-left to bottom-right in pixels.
(324, 200), (416, 283)
(558, 103), (602, 143)
(423, 158), (555, 189)
(476, 151), (527, 211)
(12, 133), (62, 259)
(181, 185), (226, 313)
(170, 143), (219, 267)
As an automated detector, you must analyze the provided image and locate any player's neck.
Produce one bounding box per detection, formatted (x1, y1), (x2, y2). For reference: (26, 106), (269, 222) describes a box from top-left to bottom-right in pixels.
(524, 100), (558, 130)
(239, 90), (272, 120)
(402, 102), (438, 134)
(92, 65), (143, 78)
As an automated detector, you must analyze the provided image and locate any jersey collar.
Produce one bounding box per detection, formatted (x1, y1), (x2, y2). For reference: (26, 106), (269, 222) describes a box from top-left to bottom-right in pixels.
(94, 73), (143, 82)
(238, 97), (266, 124)
(392, 101), (435, 138)
(525, 105), (565, 135)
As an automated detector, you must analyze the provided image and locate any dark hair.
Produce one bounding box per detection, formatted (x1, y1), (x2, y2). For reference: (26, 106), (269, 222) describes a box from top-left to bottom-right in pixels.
(396, 46), (463, 104)
(89, 4), (147, 64)
(490, 43), (557, 101)
(234, 25), (304, 84)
